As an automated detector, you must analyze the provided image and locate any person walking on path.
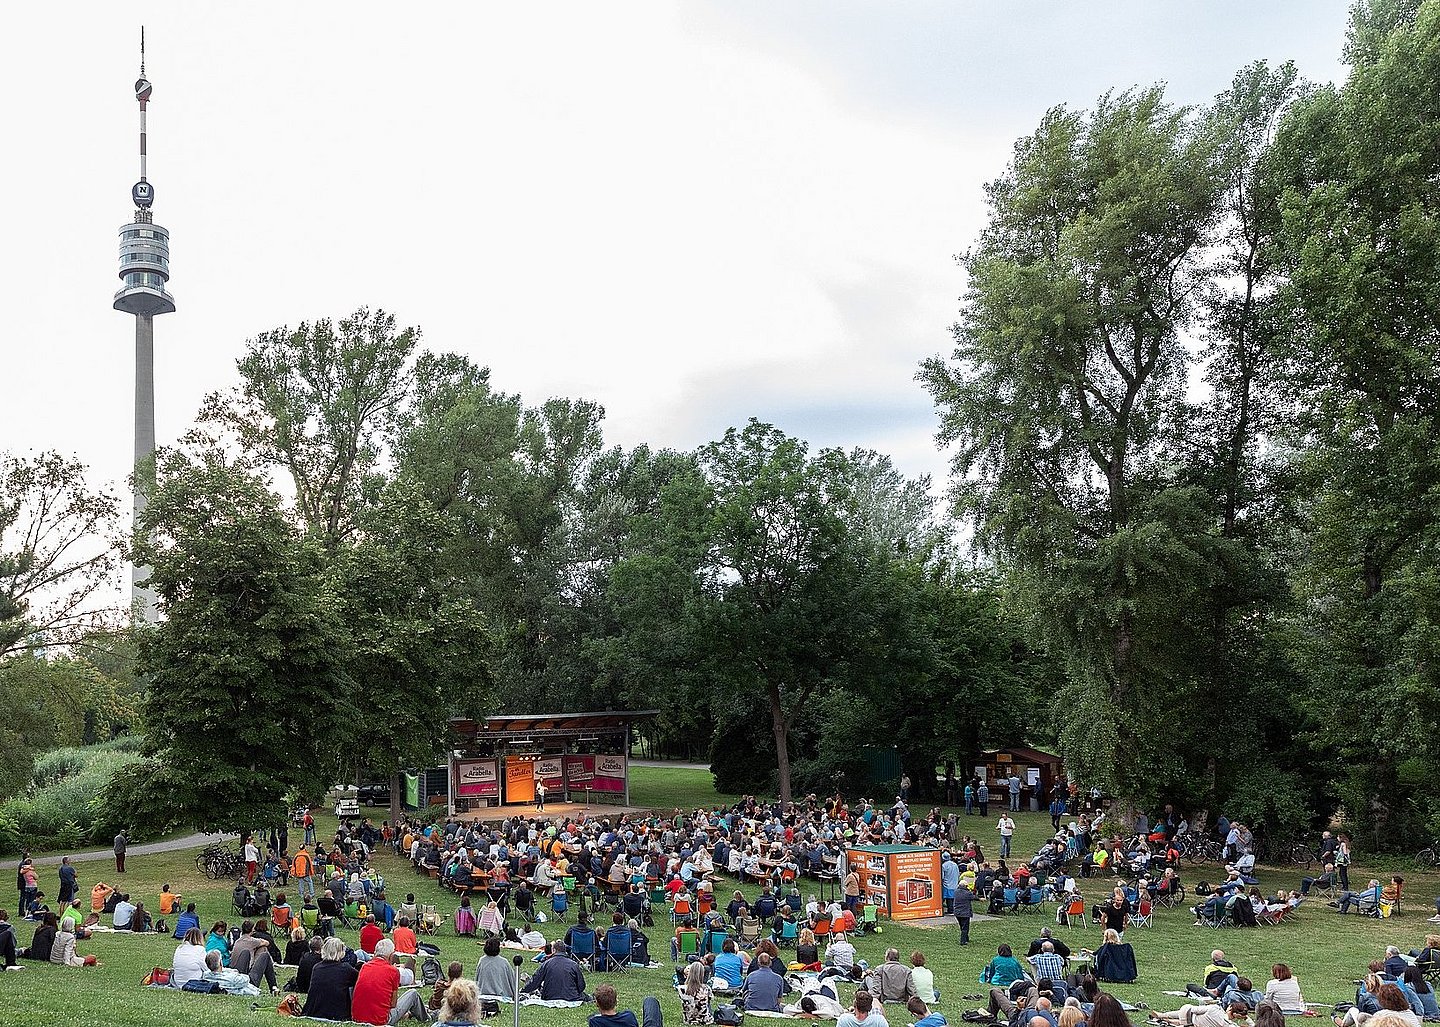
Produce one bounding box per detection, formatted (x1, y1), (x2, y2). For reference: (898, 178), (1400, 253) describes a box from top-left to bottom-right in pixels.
(113, 832), (127, 874)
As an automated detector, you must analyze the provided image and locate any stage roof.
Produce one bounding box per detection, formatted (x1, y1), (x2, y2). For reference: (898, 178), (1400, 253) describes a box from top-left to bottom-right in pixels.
(448, 711), (658, 741)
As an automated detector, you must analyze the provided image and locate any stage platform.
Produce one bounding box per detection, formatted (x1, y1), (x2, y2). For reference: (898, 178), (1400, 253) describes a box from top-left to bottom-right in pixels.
(453, 800), (651, 826)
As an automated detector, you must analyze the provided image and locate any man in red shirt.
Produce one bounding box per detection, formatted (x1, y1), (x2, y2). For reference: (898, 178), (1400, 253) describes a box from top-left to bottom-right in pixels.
(359, 914), (384, 955)
(351, 939), (429, 1024)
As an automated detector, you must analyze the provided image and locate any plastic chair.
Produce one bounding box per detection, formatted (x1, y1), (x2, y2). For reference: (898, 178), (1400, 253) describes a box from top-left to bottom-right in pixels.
(1062, 899), (1086, 928)
(672, 897), (693, 924)
(861, 905), (880, 933)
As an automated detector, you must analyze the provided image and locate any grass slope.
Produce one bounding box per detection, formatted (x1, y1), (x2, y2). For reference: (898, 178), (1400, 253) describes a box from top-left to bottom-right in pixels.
(2, 773), (1436, 1027)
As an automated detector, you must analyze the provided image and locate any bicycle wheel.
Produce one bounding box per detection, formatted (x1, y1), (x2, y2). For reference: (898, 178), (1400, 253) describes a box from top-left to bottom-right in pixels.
(195, 852), (209, 875)
(1290, 844), (1314, 871)
(1417, 847), (1437, 870)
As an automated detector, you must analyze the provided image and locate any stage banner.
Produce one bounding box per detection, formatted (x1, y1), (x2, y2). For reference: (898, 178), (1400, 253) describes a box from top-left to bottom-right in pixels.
(536, 757), (565, 790)
(591, 753), (626, 793)
(564, 754), (595, 788)
(504, 757), (535, 803)
(455, 759), (499, 798)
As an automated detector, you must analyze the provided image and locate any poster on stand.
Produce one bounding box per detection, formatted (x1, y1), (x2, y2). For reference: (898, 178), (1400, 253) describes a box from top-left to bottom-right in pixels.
(592, 754), (626, 793)
(454, 759), (499, 798)
(504, 758), (535, 804)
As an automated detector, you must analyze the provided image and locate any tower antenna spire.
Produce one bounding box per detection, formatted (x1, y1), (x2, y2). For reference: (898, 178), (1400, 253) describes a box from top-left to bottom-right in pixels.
(140, 25), (145, 76)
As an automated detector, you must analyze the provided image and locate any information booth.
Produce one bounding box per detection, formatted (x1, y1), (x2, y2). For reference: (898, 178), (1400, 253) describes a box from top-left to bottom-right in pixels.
(845, 844), (943, 921)
(447, 711), (656, 815)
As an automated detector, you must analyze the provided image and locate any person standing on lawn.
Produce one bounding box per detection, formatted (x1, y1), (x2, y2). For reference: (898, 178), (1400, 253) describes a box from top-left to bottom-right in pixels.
(113, 831), (127, 874)
(57, 857), (77, 906)
(998, 814), (1016, 859)
(954, 880), (974, 946)
(978, 782), (990, 817)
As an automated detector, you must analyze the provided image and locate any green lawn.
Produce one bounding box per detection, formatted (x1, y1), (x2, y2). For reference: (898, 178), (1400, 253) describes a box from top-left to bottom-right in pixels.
(2, 774), (1437, 1027)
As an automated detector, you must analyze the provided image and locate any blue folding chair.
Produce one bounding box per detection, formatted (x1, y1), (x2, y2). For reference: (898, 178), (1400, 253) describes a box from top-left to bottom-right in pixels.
(569, 926), (598, 969)
(605, 926), (633, 972)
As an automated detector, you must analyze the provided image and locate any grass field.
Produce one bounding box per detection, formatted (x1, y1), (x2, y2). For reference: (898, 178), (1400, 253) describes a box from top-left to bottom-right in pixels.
(2, 770), (1437, 1027)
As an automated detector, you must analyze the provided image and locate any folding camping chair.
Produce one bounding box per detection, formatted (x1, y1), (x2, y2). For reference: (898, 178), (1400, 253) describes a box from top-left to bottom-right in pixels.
(605, 926), (633, 972)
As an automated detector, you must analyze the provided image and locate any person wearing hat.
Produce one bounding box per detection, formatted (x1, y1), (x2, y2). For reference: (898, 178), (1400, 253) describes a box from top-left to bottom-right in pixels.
(523, 940), (589, 1002)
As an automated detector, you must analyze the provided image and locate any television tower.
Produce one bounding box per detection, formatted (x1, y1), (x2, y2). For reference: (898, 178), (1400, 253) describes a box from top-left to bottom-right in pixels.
(113, 27), (174, 624)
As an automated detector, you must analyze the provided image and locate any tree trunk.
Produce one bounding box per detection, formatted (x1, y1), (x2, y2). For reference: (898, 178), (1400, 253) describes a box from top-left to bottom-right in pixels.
(767, 681), (792, 804)
(389, 771), (403, 826)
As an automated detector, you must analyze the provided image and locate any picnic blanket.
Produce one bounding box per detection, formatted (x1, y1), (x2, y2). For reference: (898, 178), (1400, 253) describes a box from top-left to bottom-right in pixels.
(750, 1011), (838, 1021)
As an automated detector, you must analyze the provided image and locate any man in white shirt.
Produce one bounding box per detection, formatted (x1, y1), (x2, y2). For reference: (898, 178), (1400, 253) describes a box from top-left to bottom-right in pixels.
(244, 839), (260, 883)
(997, 815), (1016, 859)
(112, 894), (136, 929)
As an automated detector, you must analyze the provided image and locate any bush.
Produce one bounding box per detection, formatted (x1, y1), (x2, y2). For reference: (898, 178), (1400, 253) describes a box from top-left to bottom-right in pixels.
(0, 737), (147, 853)
(95, 758), (188, 842)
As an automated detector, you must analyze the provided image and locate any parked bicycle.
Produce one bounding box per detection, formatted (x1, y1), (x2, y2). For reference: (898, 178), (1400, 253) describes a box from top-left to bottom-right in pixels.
(1416, 842), (1440, 870)
(195, 842), (242, 880)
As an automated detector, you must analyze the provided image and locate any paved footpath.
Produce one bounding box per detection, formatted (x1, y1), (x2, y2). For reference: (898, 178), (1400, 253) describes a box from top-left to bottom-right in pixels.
(2, 831), (234, 871)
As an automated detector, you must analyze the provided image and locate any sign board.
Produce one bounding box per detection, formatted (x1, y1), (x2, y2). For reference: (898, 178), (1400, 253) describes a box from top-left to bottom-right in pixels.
(455, 759), (499, 798)
(1027, 767), (1040, 786)
(504, 758), (535, 804)
(565, 754), (626, 793)
(846, 846), (943, 922)
(536, 757), (565, 790)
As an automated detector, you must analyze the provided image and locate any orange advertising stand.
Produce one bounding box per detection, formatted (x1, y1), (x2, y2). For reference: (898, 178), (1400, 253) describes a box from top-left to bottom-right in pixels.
(846, 844), (943, 921)
(503, 757), (535, 804)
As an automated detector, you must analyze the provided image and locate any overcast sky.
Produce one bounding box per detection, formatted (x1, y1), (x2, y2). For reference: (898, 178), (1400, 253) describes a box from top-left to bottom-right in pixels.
(4, 1), (1350, 517)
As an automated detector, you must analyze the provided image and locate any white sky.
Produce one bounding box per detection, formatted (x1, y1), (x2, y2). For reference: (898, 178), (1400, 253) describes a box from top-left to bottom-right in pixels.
(3, 1), (1349, 520)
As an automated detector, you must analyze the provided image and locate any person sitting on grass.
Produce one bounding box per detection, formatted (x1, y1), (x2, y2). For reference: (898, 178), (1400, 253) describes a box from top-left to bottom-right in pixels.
(910, 951), (938, 1005)
(172, 901), (200, 940)
(50, 921), (97, 968)
(742, 952), (790, 1012)
(19, 911), (57, 961)
(438, 977), (483, 1027)
(476, 935), (518, 1000)
(1150, 1000), (1253, 1027)
(866, 947), (917, 1005)
(230, 920), (280, 994)
(1263, 964), (1305, 1015)
(521, 939), (589, 1002)
(982, 943), (1029, 989)
(590, 983), (640, 1027)
(352, 938), (429, 1024)
(909, 996), (947, 1027)
(1217, 977), (1264, 1011)
(202, 948), (259, 995)
(293, 935), (324, 994)
(173, 927), (209, 989)
(838, 990), (890, 1027)
(1336, 983), (1420, 1027)
(302, 937), (358, 1021)
(713, 938), (746, 989)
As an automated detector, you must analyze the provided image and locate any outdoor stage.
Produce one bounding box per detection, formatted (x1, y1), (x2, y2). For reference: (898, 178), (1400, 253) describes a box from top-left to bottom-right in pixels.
(453, 799), (653, 826)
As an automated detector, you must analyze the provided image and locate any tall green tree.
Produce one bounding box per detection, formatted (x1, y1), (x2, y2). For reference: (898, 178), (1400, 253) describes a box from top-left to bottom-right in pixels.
(134, 447), (355, 830)
(1270, 0), (1440, 845)
(920, 87), (1235, 806)
(201, 307), (419, 542)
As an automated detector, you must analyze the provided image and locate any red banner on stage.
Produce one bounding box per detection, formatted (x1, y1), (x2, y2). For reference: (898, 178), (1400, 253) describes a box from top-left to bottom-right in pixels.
(455, 759), (499, 797)
(564, 755), (624, 793)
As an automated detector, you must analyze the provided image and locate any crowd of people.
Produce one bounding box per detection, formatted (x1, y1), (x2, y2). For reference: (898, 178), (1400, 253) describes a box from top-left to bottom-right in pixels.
(4, 791), (1440, 1027)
